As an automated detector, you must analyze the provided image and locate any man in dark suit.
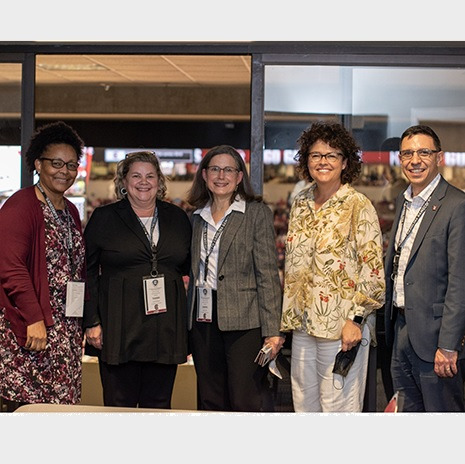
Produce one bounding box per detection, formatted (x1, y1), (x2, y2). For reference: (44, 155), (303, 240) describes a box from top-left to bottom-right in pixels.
(384, 124), (465, 412)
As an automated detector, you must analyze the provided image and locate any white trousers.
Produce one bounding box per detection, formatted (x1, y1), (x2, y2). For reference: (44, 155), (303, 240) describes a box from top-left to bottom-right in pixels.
(290, 325), (371, 412)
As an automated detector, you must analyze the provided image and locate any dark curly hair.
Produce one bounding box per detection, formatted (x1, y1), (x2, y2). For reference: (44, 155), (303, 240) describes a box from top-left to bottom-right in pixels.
(186, 144), (260, 209)
(24, 121), (85, 173)
(294, 120), (362, 184)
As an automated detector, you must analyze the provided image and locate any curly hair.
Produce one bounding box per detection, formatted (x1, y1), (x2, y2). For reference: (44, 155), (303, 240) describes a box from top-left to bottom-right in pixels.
(114, 151), (167, 200)
(24, 121), (85, 173)
(186, 144), (259, 209)
(294, 120), (362, 184)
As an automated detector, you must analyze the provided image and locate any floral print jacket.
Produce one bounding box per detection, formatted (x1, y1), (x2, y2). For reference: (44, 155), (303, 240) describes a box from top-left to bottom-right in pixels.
(280, 182), (385, 342)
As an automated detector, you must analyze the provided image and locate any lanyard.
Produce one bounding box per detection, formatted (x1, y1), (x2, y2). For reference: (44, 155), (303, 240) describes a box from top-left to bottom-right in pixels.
(136, 207), (159, 276)
(391, 191), (433, 281)
(202, 214), (230, 282)
(36, 182), (76, 276)
(395, 190), (434, 252)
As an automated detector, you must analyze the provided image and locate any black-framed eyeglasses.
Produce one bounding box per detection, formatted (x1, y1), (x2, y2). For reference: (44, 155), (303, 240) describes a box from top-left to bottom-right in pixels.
(39, 157), (79, 171)
(308, 152), (343, 163)
(399, 148), (440, 161)
(206, 165), (239, 175)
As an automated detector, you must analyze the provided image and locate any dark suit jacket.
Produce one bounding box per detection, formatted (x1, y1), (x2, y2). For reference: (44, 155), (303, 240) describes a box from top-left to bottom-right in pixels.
(384, 176), (465, 362)
(83, 197), (191, 365)
(187, 200), (282, 337)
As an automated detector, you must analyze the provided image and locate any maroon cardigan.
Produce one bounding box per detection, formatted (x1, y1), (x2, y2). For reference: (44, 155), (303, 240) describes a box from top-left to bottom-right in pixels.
(0, 186), (83, 346)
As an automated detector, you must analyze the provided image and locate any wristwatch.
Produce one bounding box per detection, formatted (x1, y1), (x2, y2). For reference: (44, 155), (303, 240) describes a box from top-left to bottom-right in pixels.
(352, 315), (364, 325)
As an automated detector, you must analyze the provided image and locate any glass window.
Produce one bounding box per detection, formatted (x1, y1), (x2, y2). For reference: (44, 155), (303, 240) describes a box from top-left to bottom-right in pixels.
(263, 64), (465, 272)
(0, 62), (21, 206)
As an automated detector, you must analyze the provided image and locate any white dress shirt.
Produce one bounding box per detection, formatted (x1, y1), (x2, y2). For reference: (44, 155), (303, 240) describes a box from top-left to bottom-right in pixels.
(393, 174), (441, 307)
(193, 197), (245, 289)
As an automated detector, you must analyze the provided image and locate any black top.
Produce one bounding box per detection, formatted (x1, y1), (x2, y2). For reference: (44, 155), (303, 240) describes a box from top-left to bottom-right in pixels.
(83, 197), (192, 365)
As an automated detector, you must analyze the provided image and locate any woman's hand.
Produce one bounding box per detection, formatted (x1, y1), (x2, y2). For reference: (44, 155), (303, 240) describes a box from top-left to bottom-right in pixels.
(340, 319), (362, 352)
(264, 335), (286, 359)
(25, 320), (47, 351)
(86, 324), (103, 350)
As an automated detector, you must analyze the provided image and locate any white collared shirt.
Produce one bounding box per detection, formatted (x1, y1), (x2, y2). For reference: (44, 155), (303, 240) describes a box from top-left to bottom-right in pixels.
(393, 174), (441, 307)
(194, 197), (246, 289)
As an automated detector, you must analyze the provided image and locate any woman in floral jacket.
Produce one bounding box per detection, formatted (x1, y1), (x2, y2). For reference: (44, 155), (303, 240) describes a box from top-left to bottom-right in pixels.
(281, 121), (385, 412)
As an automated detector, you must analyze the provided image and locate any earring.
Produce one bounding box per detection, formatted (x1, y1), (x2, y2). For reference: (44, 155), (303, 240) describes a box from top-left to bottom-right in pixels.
(120, 187), (127, 196)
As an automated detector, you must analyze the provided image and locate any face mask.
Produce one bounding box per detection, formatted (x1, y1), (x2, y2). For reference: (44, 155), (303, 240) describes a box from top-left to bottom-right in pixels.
(332, 342), (360, 377)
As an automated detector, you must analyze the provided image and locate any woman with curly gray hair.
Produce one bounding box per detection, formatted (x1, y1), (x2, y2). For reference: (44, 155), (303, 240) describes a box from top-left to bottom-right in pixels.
(83, 151), (192, 409)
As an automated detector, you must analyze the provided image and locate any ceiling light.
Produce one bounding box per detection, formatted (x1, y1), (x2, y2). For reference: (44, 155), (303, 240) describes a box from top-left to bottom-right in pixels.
(37, 64), (106, 71)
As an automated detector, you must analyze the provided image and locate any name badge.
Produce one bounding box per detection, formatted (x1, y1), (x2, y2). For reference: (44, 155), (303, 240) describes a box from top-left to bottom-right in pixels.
(143, 275), (167, 315)
(65, 281), (85, 317)
(196, 286), (212, 322)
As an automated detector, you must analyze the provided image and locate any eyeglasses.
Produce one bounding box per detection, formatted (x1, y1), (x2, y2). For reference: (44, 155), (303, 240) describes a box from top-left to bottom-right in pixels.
(399, 148), (440, 161)
(206, 165), (239, 175)
(39, 157), (79, 171)
(308, 152), (343, 163)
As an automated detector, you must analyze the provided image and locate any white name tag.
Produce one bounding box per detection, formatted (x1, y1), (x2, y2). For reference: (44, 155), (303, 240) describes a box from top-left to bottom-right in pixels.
(143, 275), (167, 315)
(65, 281), (85, 317)
(196, 286), (212, 322)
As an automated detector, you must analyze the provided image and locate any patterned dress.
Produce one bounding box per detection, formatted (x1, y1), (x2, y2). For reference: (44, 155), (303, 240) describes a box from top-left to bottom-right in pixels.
(0, 203), (85, 404)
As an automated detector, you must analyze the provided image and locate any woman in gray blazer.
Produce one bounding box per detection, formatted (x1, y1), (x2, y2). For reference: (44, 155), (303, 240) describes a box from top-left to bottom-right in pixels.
(186, 145), (284, 412)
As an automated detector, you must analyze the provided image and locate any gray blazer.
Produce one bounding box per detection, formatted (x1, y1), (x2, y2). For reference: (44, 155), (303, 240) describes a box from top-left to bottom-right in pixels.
(187, 200), (282, 337)
(384, 176), (465, 362)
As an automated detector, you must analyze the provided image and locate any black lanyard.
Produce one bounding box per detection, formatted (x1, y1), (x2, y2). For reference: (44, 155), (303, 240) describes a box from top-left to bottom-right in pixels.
(202, 214), (230, 282)
(136, 207), (159, 276)
(391, 191), (434, 280)
(36, 182), (77, 277)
